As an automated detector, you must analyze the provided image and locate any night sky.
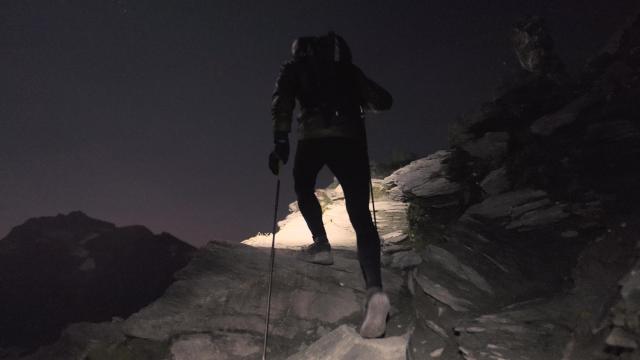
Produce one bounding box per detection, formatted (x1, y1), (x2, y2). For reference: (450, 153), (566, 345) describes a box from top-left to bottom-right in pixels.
(2, 0), (638, 246)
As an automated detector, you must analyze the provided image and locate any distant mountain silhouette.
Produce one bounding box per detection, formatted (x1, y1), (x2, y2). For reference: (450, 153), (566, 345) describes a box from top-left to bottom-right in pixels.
(0, 211), (195, 353)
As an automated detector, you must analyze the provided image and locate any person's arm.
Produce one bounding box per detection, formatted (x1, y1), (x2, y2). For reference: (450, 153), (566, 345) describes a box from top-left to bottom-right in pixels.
(271, 61), (298, 135)
(355, 66), (393, 113)
(268, 61), (297, 175)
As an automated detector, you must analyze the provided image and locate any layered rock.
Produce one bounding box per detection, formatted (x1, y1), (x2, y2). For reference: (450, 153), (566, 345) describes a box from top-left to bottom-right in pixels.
(407, 12), (640, 360)
(383, 150), (469, 250)
(18, 241), (408, 360)
(287, 325), (409, 360)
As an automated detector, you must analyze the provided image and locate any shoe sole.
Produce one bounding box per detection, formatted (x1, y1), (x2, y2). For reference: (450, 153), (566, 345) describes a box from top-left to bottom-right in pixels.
(359, 292), (390, 339)
(297, 250), (334, 265)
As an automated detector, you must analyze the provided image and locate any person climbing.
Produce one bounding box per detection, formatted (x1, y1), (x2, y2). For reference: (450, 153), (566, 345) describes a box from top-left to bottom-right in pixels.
(268, 32), (393, 338)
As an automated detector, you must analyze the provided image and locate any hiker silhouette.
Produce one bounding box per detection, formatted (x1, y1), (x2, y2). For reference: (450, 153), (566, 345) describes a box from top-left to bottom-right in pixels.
(268, 32), (393, 338)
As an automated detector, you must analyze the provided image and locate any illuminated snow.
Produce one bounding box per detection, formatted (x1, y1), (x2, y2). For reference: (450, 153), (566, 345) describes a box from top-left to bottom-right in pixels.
(242, 179), (409, 250)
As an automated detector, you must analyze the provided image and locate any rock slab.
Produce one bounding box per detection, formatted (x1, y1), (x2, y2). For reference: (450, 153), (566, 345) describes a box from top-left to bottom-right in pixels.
(287, 325), (408, 360)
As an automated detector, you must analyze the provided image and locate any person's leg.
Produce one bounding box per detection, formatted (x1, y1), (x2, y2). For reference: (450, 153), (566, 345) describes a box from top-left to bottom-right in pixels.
(327, 138), (388, 338)
(326, 139), (382, 289)
(293, 139), (327, 241)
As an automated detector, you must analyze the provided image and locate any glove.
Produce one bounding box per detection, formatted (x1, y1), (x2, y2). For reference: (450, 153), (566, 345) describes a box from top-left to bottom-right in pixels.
(268, 132), (289, 175)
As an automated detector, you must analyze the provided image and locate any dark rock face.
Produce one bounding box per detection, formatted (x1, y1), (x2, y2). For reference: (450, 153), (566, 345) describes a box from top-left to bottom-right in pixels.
(448, 12), (640, 202)
(512, 16), (566, 77)
(0, 211), (195, 353)
(386, 12), (640, 360)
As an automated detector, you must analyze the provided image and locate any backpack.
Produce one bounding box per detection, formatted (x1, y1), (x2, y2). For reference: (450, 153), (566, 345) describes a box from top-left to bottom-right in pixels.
(291, 32), (352, 64)
(291, 33), (361, 126)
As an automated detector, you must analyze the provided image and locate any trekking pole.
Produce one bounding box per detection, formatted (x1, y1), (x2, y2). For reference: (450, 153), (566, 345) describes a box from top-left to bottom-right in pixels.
(369, 177), (377, 229)
(361, 115), (378, 230)
(262, 166), (281, 360)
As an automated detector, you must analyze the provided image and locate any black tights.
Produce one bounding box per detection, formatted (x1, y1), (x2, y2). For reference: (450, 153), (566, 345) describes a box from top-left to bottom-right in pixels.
(293, 137), (382, 289)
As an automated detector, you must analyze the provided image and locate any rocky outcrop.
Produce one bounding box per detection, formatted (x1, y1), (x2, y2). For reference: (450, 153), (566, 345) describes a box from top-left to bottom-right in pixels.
(0, 211), (195, 354)
(383, 150), (470, 250)
(383, 151), (462, 202)
(402, 11), (640, 360)
(121, 242), (403, 347)
(8, 180), (413, 360)
(17, 241), (408, 360)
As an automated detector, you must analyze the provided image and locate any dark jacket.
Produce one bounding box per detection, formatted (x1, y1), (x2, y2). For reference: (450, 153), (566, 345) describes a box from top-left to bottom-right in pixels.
(271, 58), (392, 140)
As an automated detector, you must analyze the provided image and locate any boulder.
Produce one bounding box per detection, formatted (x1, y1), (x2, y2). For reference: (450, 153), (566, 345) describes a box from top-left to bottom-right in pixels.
(529, 94), (597, 136)
(479, 167), (510, 196)
(505, 203), (569, 231)
(383, 151), (461, 202)
(382, 230), (409, 245)
(382, 244), (412, 255)
(605, 327), (638, 350)
(462, 189), (548, 221)
(414, 273), (473, 312)
(412, 241), (509, 314)
(460, 132), (509, 167)
(384, 151), (465, 245)
(455, 307), (571, 360)
(422, 246), (493, 295)
(620, 260), (640, 313)
(461, 189), (570, 232)
(389, 250), (422, 270)
(171, 333), (261, 360)
(286, 325), (409, 360)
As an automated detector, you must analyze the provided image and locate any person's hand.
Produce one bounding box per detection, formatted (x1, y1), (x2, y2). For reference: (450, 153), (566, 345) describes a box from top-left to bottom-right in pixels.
(268, 132), (289, 175)
(268, 151), (281, 175)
